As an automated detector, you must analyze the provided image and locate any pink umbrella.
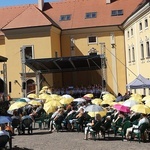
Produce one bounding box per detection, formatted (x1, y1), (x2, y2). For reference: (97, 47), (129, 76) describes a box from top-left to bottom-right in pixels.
(113, 104), (130, 113)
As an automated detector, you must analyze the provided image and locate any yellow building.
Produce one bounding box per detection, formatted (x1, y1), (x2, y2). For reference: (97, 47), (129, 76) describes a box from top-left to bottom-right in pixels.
(124, 1), (150, 95)
(0, 0), (144, 98)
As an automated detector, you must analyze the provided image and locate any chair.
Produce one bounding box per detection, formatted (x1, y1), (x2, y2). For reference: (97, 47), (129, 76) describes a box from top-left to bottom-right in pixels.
(0, 135), (10, 149)
(130, 123), (149, 143)
(118, 120), (132, 140)
(11, 118), (21, 135)
(22, 117), (33, 134)
(34, 113), (46, 129)
(89, 121), (102, 140)
(111, 117), (123, 136)
(43, 113), (52, 129)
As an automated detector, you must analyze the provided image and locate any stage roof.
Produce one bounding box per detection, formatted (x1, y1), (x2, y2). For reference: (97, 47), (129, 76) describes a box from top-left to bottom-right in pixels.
(25, 54), (104, 73)
(0, 56), (8, 62)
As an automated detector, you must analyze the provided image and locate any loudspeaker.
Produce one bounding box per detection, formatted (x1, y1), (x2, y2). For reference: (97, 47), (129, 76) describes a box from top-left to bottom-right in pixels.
(22, 82), (26, 89)
(9, 81), (11, 93)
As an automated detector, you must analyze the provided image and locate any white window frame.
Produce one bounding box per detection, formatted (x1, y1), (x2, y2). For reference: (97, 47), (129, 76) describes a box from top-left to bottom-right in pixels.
(23, 45), (34, 60)
(88, 36), (97, 44)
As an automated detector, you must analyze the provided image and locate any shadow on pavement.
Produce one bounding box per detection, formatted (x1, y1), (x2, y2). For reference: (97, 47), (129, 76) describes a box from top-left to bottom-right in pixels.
(12, 146), (33, 150)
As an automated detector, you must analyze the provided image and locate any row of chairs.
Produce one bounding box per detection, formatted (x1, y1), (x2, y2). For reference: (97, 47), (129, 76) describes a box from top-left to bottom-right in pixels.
(90, 118), (150, 142)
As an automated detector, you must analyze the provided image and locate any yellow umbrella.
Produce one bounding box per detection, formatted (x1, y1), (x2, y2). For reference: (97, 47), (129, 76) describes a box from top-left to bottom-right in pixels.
(8, 102), (27, 111)
(129, 96), (142, 103)
(101, 100), (113, 105)
(91, 98), (102, 105)
(145, 99), (150, 104)
(142, 95), (150, 101)
(131, 93), (142, 98)
(59, 98), (73, 105)
(145, 101), (150, 108)
(39, 93), (50, 100)
(88, 110), (107, 118)
(102, 94), (116, 101)
(46, 100), (62, 107)
(43, 103), (55, 114)
(28, 100), (41, 106)
(131, 104), (150, 114)
(27, 93), (37, 99)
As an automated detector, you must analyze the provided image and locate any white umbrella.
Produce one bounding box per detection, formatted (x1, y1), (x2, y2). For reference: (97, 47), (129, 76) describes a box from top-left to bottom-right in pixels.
(73, 98), (86, 102)
(85, 104), (104, 112)
(123, 99), (138, 107)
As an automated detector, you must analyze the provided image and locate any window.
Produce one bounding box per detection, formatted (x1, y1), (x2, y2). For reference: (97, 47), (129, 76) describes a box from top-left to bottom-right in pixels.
(127, 31), (129, 38)
(111, 10), (123, 16)
(60, 14), (71, 21)
(145, 19), (148, 28)
(141, 43), (144, 59)
(24, 46), (34, 60)
(132, 47), (135, 62)
(128, 48), (131, 63)
(139, 22), (142, 31)
(146, 41), (150, 57)
(85, 12), (97, 19)
(88, 36), (97, 44)
(131, 28), (133, 36)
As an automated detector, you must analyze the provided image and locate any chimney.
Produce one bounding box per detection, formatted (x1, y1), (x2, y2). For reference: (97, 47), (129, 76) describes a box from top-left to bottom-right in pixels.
(38, 0), (44, 11)
(106, 0), (111, 4)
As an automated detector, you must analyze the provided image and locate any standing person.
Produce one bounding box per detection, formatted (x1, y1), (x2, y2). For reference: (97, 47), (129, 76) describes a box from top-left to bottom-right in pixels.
(84, 114), (102, 140)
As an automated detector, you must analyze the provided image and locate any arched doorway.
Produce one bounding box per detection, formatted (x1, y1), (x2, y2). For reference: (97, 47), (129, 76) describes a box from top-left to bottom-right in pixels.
(26, 79), (35, 94)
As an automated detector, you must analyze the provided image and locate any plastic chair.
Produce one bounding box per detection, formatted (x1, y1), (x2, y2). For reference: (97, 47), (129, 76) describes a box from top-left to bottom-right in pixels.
(130, 123), (149, 143)
(11, 118), (21, 135)
(118, 120), (132, 140)
(22, 117), (33, 134)
(111, 117), (123, 136)
(89, 121), (102, 140)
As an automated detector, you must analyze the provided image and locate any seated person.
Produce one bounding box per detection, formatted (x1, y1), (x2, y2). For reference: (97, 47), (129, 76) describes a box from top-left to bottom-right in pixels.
(21, 111), (33, 134)
(84, 114), (102, 140)
(100, 116), (112, 136)
(125, 113), (149, 140)
(49, 109), (64, 132)
(0, 124), (10, 137)
(69, 108), (85, 131)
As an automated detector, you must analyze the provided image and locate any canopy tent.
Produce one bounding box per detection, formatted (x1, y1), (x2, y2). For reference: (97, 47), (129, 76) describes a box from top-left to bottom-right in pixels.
(126, 74), (150, 89)
(25, 54), (104, 73)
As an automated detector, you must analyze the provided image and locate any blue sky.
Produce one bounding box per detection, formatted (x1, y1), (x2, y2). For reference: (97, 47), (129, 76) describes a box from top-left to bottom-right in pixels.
(0, 0), (57, 7)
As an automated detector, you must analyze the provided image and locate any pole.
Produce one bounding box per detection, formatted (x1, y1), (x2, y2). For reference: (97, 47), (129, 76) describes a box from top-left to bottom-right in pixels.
(20, 46), (27, 97)
(99, 43), (106, 92)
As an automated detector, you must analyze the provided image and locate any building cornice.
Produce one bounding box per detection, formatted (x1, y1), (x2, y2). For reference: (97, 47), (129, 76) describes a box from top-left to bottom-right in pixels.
(123, 2), (150, 28)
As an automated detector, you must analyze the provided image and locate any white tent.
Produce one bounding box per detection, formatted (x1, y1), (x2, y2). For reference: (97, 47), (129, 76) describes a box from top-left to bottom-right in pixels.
(126, 74), (150, 89)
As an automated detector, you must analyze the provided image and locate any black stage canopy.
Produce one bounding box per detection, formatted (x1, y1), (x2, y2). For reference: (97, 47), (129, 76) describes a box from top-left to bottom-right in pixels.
(25, 54), (104, 73)
(0, 56), (7, 62)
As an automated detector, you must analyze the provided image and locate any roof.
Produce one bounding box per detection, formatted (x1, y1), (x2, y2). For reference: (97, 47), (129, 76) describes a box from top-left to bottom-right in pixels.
(0, 56), (8, 62)
(2, 5), (52, 30)
(0, 0), (144, 31)
(44, 0), (144, 30)
(25, 54), (104, 73)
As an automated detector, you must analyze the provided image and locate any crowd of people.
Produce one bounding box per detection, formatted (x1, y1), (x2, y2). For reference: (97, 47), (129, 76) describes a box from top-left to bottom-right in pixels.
(0, 86), (150, 149)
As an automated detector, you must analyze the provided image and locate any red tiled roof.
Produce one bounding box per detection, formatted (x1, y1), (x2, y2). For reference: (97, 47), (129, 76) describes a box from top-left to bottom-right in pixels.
(2, 5), (52, 30)
(44, 0), (144, 29)
(0, 0), (144, 31)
